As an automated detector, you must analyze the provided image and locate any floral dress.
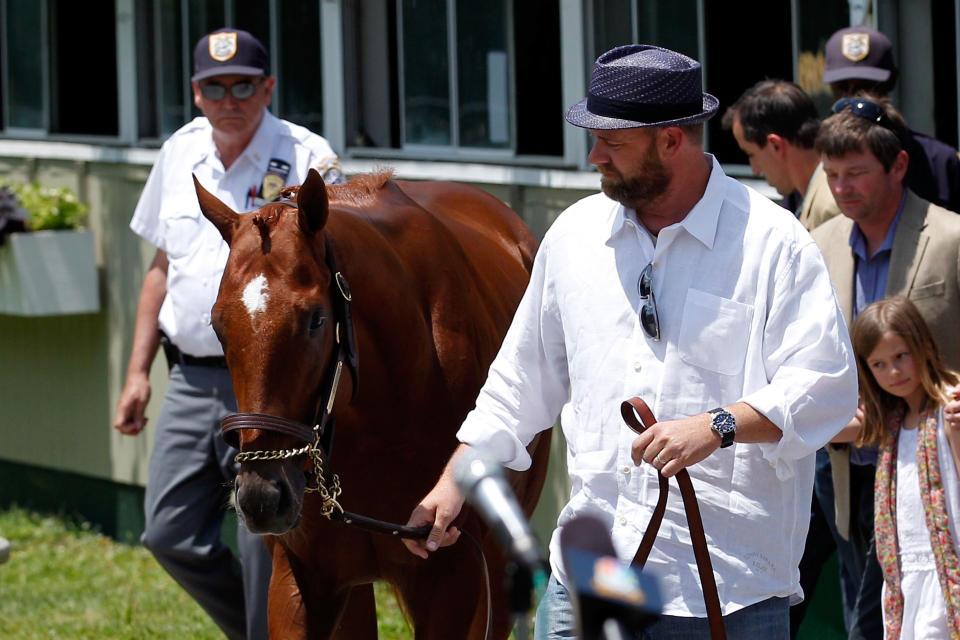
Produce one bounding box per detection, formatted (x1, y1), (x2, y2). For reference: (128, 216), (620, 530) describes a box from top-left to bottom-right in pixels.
(875, 406), (960, 640)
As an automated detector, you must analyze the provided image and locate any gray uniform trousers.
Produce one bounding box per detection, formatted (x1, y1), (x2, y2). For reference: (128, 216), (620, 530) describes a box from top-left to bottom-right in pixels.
(142, 363), (272, 640)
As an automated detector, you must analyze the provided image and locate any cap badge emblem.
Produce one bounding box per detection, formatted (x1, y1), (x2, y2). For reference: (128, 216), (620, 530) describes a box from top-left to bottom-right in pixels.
(209, 32), (238, 62)
(841, 33), (870, 62)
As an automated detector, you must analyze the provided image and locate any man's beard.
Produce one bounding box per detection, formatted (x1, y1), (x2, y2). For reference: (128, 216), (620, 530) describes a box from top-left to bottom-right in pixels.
(600, 144), (672, 208)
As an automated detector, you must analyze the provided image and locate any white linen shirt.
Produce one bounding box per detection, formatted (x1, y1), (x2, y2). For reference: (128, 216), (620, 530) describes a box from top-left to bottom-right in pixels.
(130, 110), (342, 356)
(457, 155), (858, 617)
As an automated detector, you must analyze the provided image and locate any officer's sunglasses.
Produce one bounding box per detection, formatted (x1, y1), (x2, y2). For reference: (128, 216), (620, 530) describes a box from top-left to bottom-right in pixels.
(638, 263), (660, 341)
(199, 77), (263, 101)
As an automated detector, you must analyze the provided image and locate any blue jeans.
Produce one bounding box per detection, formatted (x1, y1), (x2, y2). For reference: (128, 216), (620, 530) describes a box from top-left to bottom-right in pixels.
(535, 574), (789, 639)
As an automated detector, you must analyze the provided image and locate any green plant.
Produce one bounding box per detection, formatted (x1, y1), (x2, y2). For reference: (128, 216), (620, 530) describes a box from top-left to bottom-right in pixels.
(1, 181), (89, 231)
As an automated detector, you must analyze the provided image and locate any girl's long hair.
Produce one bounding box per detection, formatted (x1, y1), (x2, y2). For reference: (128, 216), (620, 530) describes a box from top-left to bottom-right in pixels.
(851, 297), (959, 446)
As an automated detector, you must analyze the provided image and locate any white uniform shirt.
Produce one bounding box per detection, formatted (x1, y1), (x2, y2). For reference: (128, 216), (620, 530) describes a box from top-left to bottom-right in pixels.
(457, 155), (858, 617)
(130, 110), (343, 356)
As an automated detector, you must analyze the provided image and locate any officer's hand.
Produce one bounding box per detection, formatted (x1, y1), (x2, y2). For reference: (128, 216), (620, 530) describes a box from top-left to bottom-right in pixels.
(113, 373), (151, 436)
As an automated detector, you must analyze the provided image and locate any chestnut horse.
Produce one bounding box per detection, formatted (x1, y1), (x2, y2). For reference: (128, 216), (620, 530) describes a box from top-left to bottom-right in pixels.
(194, 169), (551, 639)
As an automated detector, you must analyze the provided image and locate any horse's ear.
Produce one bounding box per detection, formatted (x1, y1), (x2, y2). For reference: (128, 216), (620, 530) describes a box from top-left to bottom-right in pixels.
(297, 168), (329, 235)
(193, 174), (239, 245)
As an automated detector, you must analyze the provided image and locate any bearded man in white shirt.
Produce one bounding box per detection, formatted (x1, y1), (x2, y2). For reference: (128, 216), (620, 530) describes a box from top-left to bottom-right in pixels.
(404, 44), (858, 639)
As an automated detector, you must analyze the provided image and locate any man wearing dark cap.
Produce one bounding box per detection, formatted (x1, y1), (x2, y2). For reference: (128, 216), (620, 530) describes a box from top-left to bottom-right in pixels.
(402, 45), (857, 638)
(112, 28), (344, 640)
(822, 25), (960, 213)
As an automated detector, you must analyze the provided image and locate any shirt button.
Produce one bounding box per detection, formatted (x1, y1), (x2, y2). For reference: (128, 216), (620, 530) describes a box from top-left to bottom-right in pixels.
(619, 517), (627, 526)
(632, 361), (642, 371)
(201, 312), (211, 324)
(622, 466), (631, 474)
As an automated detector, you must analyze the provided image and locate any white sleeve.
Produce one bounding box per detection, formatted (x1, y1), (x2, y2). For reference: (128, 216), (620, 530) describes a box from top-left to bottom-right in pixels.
(129, 148), (168, 249)
(456, 237), (570, 471)
(741, 240), (859, 479)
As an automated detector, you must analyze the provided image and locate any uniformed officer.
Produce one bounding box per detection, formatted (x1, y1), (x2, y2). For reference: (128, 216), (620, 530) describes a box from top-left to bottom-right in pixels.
(112, 28), (345, 640)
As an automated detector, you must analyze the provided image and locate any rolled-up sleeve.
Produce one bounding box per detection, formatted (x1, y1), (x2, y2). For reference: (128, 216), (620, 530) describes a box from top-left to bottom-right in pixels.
(457, 238), (570, 471)
(741, 241), (859, 479)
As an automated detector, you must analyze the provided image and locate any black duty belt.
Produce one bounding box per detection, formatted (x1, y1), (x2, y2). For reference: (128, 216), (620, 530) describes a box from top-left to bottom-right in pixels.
(160, 333), (228, 370)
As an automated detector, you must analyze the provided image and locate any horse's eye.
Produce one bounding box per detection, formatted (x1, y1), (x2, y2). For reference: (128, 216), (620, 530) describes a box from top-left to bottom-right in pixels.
(308, 311), (326, 334)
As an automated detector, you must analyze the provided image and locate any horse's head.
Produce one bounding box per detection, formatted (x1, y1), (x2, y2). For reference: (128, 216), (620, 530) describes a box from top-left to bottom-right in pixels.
(195, 169), (343, 534)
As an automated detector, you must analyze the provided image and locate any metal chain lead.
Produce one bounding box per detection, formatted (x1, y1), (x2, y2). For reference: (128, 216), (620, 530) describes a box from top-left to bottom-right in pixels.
(234, 424), (344, 518)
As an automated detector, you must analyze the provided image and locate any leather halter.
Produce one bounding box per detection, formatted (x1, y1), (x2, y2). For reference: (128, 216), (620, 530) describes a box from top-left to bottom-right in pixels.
(221, 234), (431, 540)
(620, 397), (727, 640)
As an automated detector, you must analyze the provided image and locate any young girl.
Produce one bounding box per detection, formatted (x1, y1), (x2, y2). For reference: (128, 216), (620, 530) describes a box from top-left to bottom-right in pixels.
(851, 297), (960, 639)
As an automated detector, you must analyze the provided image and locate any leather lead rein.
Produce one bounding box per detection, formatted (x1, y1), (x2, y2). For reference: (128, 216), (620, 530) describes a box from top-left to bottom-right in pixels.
(620, 397), (727, 640)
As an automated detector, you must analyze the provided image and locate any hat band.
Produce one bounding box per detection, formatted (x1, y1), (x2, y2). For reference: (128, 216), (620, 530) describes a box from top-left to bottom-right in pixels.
(587, 93), (703, 123)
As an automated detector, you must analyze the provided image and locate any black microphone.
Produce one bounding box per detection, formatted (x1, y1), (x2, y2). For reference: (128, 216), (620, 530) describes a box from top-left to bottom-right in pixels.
(453, 448), (545, 573)
(560, 514), (661, 640)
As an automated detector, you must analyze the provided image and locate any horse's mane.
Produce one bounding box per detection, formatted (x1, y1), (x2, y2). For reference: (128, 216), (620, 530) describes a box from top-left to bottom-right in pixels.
(246, 171), (394, 252)
(278, 170), (394, 208)
(327, 170), (393, 206)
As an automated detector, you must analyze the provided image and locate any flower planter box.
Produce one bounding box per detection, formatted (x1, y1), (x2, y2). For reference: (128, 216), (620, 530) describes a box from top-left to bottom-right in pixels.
(0, 229), (99, 316)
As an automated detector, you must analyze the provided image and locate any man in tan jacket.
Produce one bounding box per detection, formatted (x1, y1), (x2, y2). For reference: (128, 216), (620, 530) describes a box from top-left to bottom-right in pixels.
(810, 96), (960, 639)
(723, 80), (840, 231)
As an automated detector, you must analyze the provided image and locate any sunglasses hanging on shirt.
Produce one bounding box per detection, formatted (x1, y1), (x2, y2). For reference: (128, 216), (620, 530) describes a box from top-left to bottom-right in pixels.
(638, 263), (661, 341)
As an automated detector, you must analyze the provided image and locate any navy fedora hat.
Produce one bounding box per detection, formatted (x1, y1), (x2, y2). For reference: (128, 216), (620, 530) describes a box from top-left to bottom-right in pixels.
(566, 45), (718, 129)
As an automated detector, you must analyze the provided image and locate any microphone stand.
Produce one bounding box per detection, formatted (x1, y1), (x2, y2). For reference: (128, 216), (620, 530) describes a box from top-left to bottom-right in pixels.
(506, 561), (533, 639)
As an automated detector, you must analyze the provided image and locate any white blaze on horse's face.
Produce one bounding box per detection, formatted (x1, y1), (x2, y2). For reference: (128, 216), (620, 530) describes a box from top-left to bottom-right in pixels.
(242, 274), (270, 319)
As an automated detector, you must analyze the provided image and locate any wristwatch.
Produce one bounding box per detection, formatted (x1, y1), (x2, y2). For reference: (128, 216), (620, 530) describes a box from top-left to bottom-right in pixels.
(709, 407), (736, 448)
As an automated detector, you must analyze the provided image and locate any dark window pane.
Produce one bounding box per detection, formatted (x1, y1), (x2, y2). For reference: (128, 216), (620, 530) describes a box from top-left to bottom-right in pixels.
(6, 0), (43, 129)
(187, 0), (225, 121)
(50, 0), (118, 135)
(233, 0), (270, 58)
(276, 1), (323, 133)
(796, 0), (848, 116)
(188, 0), (226, 48)
(402, 0), (450, 145)
(157, 0), (186, 137)
(635, 0), (698, 59)
(456, 0), (510, 148)
(344, 0), (400, 148)
(592, 0), (632, 62)
(136, 0), (158, 139)
(514, 0), (562, 156)
(704, 0), (792, 161)
(932, 0), (958, 146)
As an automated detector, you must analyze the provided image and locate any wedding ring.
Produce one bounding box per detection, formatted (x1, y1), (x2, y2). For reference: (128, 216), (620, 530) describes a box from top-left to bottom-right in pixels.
(655, 453), (667, 466)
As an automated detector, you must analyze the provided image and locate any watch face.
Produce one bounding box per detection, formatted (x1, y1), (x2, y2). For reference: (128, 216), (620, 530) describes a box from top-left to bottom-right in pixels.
(711, 410), (736, 446)
(714, 413), (735, 431)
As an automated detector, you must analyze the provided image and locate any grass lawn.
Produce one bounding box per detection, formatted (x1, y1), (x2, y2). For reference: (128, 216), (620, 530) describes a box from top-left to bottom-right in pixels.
(0, 506), (413, 639)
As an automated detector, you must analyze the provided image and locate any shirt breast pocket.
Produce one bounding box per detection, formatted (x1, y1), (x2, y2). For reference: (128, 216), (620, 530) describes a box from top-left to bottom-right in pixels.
(159, 204), (203, 260)
(678, 289), (754, 376)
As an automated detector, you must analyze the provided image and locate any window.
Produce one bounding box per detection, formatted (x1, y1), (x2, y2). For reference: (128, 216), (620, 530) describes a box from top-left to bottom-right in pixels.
(1, 0), (118, 136)
(344, 0), (562, 158)
(399, 0), (513, 150)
